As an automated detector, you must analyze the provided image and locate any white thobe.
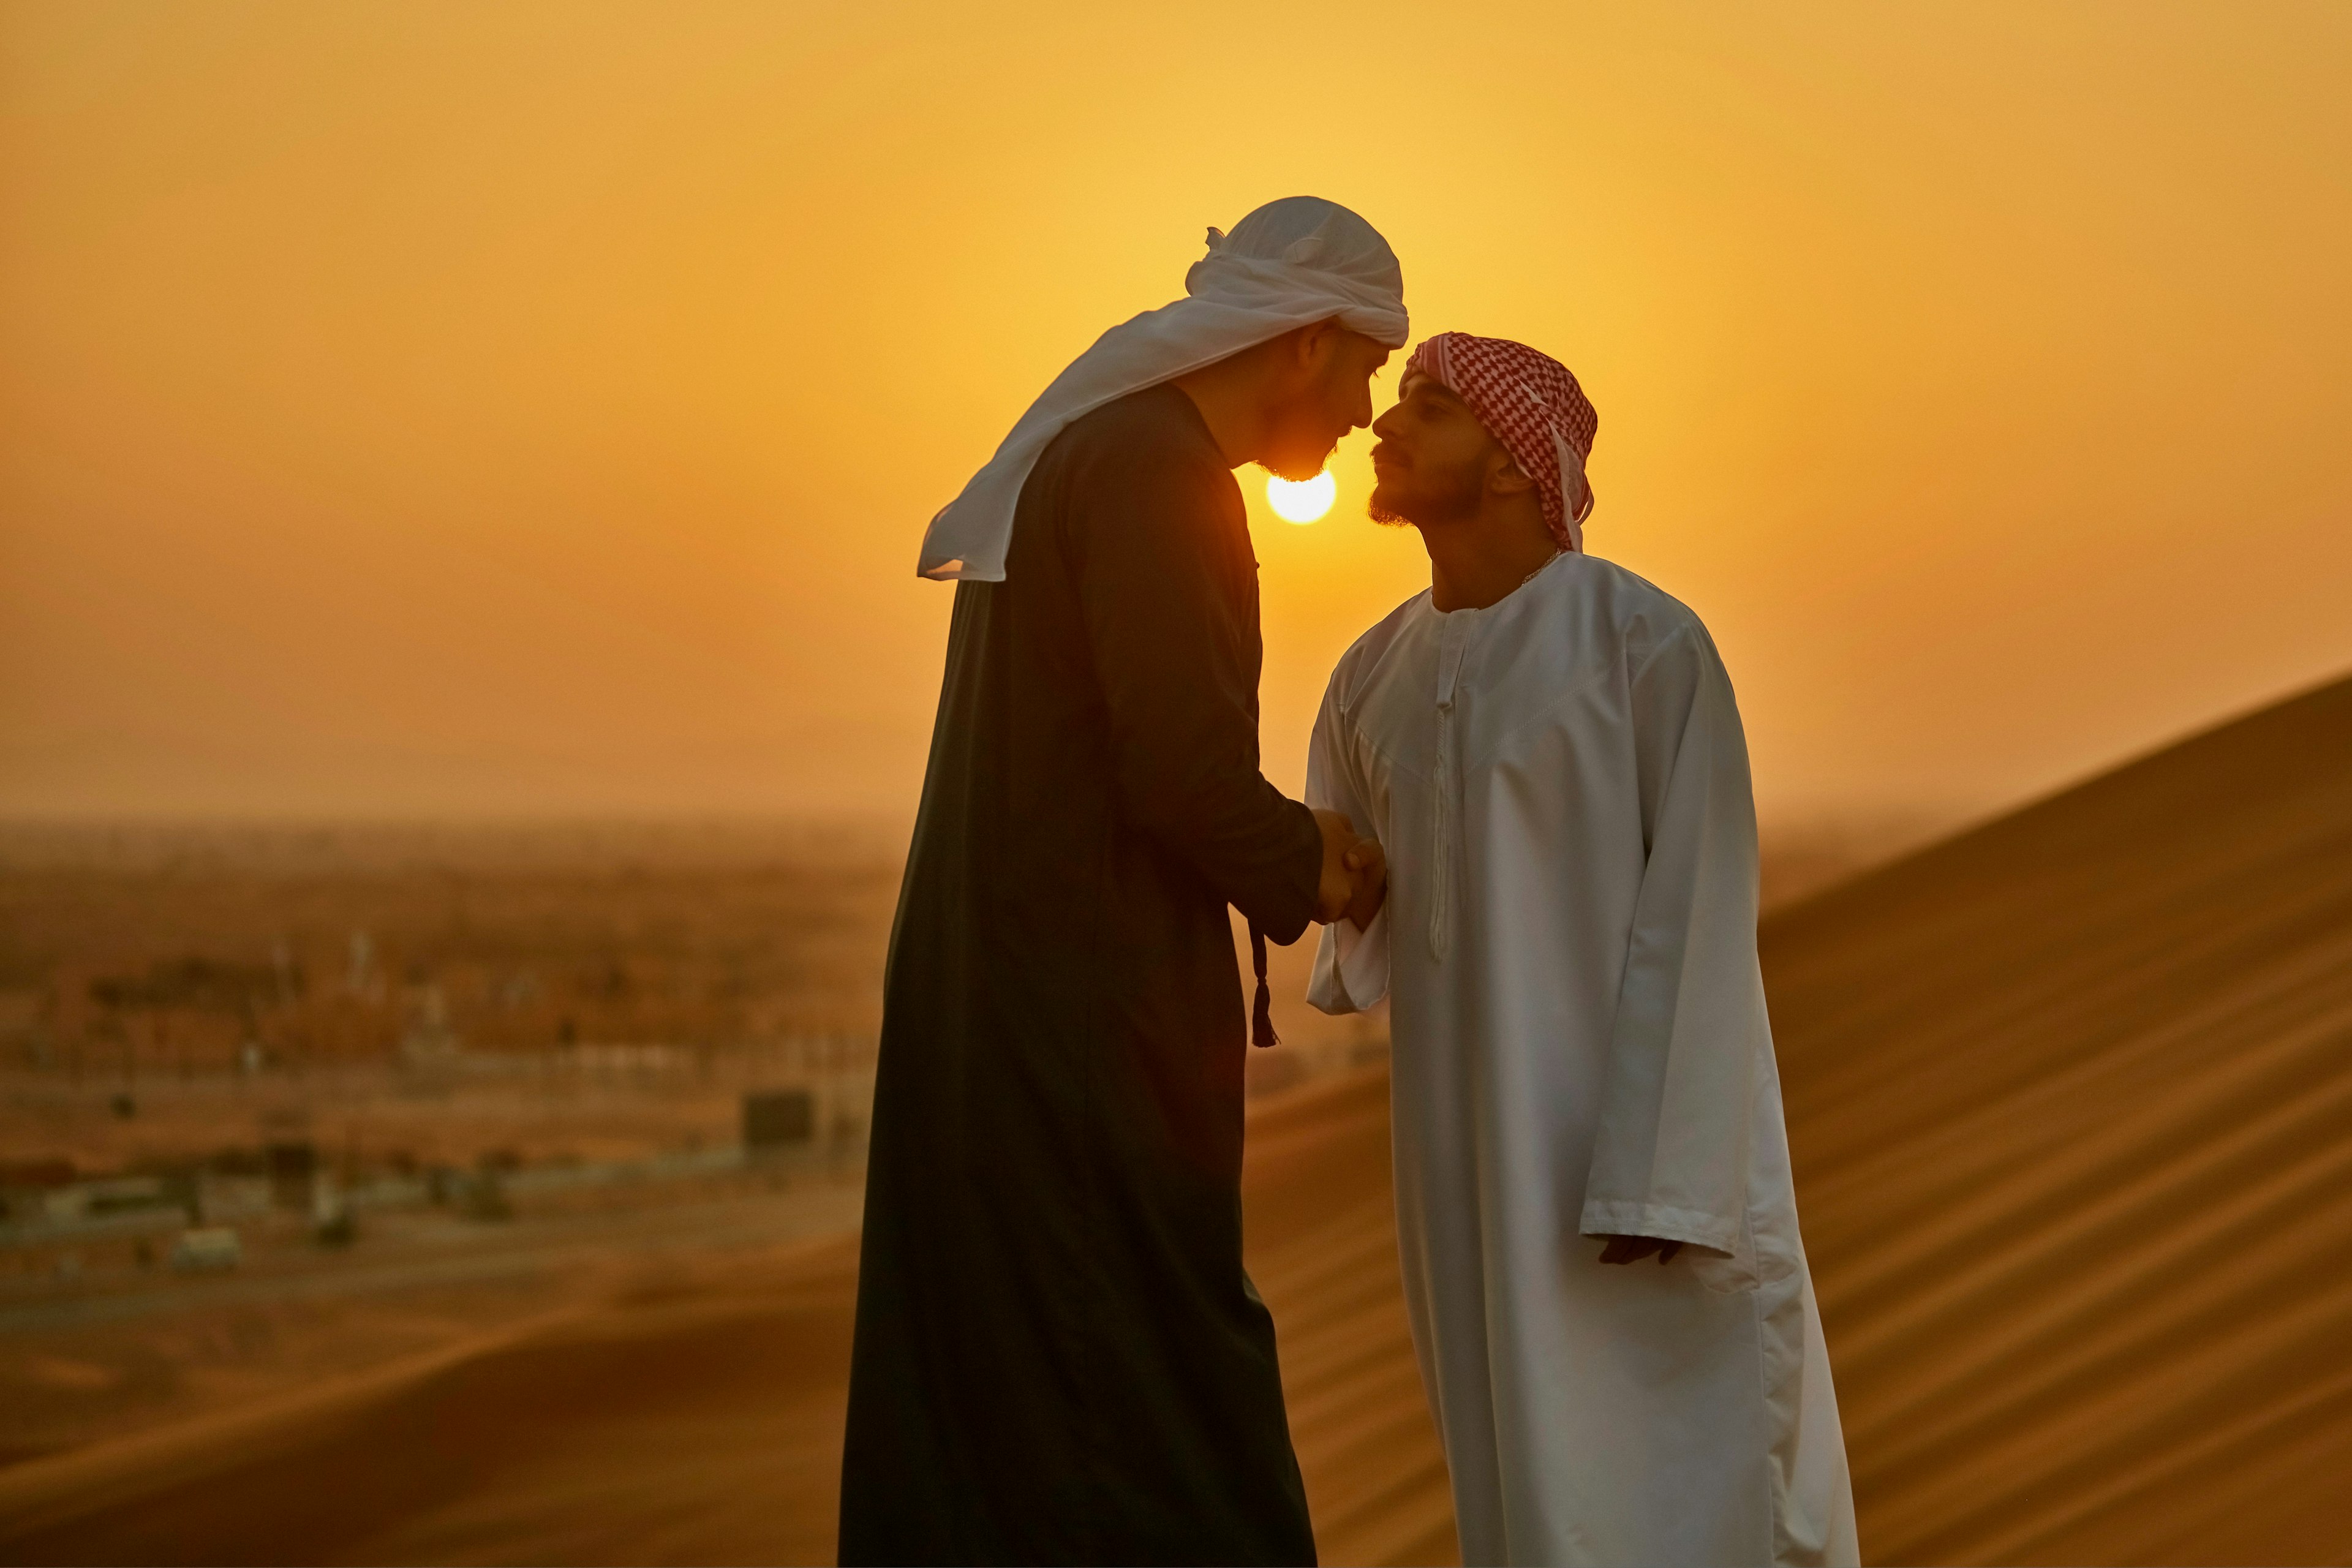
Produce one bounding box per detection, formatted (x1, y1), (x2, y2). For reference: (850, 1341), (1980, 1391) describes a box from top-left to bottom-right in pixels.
(1306, 552), (1857, 1567)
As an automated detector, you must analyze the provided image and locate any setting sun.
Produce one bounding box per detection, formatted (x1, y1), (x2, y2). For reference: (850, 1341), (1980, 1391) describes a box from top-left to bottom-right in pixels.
(1266, 470), (1336, 524)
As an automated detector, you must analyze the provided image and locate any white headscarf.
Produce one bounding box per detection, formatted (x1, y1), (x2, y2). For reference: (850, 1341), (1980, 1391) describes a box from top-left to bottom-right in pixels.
(916, 196), (1409, 582)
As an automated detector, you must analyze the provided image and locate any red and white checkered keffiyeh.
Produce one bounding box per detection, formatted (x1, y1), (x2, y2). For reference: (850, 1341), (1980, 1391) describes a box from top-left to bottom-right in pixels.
(1406, 332), (1598, 551)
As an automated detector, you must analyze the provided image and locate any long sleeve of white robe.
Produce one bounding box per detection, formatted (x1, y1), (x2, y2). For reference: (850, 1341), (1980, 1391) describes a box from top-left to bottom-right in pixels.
(1303, 680), (1390, 1015)
(1303, 556), (1855, 1568)
(1578, 624), (1766, 1283)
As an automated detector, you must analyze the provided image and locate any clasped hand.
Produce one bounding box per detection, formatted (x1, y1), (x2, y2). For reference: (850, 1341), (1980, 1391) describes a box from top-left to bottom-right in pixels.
(1312, 809), (1387, 929)
(1596, 1235), (1684, 1266)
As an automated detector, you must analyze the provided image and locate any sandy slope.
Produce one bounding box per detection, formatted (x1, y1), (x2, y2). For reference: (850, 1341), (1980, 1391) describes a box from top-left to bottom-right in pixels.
(0, 1238), (864, 1566)
(0, 1069), (1446, 1567)
(5, 673), (2348, 1566)
(1766, 674), (2352, 1566)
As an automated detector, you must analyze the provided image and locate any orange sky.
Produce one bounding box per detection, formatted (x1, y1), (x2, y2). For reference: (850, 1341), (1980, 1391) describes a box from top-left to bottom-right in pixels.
(4, 2), (2347, 829)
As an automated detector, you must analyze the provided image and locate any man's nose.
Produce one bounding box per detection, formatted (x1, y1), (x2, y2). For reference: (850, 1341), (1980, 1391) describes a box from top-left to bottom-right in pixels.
(1370, 402), (1404, 440)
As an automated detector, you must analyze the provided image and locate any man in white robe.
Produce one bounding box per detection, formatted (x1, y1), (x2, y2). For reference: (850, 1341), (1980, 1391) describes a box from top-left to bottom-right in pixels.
(1306, 332), (1858, 1566)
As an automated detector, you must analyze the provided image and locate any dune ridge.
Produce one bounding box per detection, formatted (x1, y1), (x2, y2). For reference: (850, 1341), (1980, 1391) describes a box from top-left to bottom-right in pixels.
(1766, 673), (2352, 1566)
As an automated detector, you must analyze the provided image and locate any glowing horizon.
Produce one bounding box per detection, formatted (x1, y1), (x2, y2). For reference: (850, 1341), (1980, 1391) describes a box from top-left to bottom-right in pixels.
(3, 3), (2347, 829)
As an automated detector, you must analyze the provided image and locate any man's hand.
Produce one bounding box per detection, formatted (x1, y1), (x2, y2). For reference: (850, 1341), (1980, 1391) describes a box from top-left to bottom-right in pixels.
(1596, 1235), (1684, 1266)
(1340, 836), (1386, 929)
(1313, 810), (1387, 927)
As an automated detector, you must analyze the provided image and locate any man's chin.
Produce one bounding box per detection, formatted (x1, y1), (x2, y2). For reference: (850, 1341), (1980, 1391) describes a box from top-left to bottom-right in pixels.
(1259, 432), (1342, 484)
(1366, 481), (1414, 527)
(1262, 454), (1332, 483)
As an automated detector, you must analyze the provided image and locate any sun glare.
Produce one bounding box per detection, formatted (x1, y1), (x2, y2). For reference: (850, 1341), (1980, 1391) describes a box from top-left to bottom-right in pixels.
(1267, 471), (1336, 524)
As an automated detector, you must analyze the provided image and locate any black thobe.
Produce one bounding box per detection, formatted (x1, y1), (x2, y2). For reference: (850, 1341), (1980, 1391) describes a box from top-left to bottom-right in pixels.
(839, 383), (1324, 1566)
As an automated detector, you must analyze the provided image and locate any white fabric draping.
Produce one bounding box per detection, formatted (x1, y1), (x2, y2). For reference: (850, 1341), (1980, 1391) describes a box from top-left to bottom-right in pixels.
(1306, 553), (1857, 1567)
(915, 196), (1408, 582)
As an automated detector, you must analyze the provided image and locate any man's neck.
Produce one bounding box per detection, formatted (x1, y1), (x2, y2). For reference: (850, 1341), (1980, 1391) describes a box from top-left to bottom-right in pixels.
(1420, 508), (1561, 612)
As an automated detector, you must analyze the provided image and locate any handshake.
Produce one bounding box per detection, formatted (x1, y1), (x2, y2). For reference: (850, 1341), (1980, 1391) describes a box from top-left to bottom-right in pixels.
(1313, 810), (1387, 930)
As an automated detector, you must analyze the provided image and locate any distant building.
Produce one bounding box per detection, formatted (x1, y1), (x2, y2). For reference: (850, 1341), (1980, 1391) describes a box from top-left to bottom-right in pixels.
(196, 1170), (272, 1224)
(265, 1141), (318, 1209)
(744, 1088), (816, 1151)
(0, 1159), (75, 1224)
(170, 1227), (241, 1271)
(401, 982), (461, 1063)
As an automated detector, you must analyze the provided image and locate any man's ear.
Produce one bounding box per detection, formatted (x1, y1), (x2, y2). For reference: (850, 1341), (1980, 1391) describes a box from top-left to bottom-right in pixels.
(1488, 454), (1537, 497)
(1296, 317), (1350, 370)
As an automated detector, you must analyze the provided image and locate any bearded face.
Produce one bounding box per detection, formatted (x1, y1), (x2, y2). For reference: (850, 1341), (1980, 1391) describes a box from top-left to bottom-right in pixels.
(1367, 372), (1512, 527)
(1257, 326), (1393, 483)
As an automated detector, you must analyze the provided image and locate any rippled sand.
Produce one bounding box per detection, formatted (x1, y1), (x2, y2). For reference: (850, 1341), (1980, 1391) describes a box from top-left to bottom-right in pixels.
(1767, 674), (2352, 1566)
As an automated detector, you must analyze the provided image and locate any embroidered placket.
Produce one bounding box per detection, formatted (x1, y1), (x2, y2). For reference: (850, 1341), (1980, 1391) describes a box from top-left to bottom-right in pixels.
(1430, 617), (1472, 959)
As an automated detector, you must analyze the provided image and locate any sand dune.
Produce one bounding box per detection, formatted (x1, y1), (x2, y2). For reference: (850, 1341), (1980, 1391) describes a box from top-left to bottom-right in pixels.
(0, 1239), (865, 1566)
(0, 1069), (1446, 1567)
(5, 674), (2348, 1565)
(1229, 1071), (1457, 1567)
(1765, 673), (2352, 1566)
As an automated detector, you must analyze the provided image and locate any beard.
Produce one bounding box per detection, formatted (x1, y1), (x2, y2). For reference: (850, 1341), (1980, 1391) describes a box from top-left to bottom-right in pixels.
(1255, 378), (1354, 481)
(1259, 449), (1334, 484)
(1256, 423), (1340, 483)
(1368, 453), (1486, 529)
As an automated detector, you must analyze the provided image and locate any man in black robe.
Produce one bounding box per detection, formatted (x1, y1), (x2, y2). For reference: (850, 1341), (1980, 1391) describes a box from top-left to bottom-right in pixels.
(840, 197), (1405, 1566)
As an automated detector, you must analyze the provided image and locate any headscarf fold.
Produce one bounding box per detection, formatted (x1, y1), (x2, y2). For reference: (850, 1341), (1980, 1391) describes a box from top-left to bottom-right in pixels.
(917, 197), (1409, 582)
(1405, 332), (1598, 552)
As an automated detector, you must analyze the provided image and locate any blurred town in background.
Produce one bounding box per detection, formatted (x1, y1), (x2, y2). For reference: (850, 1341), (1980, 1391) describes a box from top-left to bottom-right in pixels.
(0, 814), (1906, 1471)
(0, 821), (892, 1464)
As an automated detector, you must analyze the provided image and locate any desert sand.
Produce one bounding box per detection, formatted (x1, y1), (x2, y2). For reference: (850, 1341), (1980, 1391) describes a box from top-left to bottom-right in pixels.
(3, 673), (2348, 1566)
(0, 1069), (1442, 1567)
(1766, 673), (2352, 1566)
